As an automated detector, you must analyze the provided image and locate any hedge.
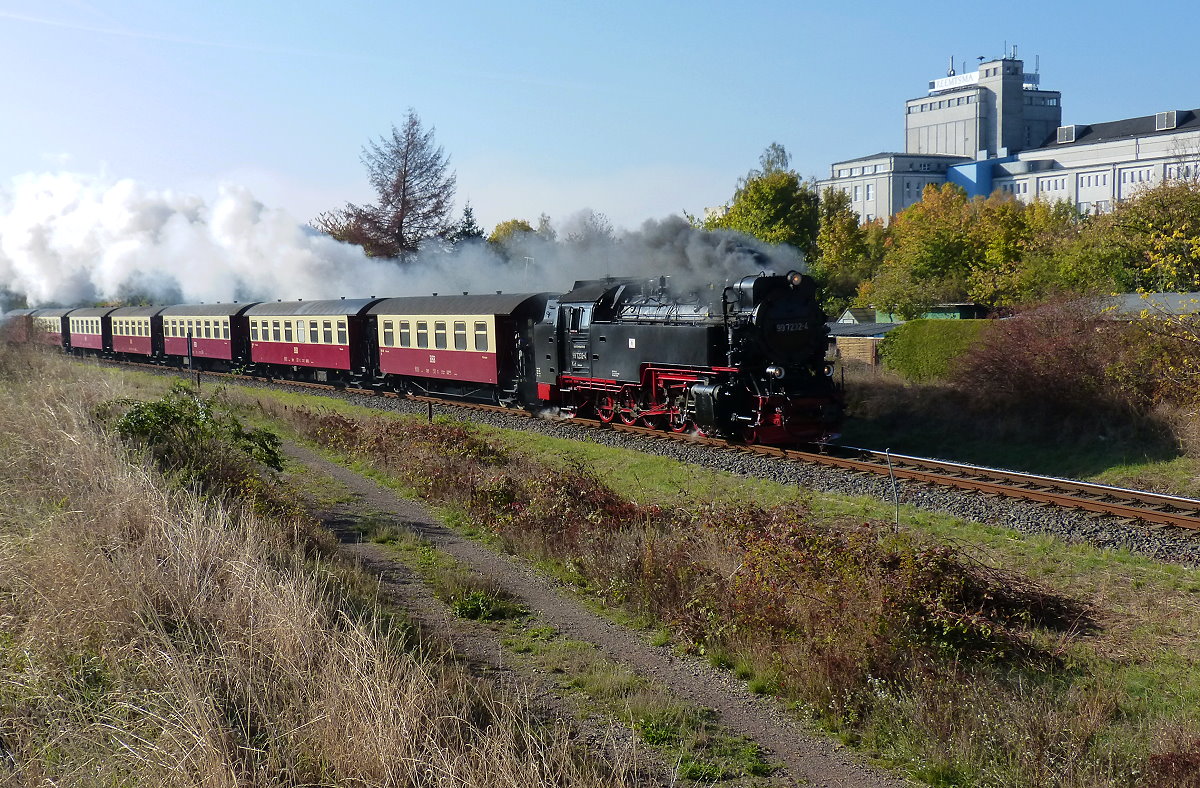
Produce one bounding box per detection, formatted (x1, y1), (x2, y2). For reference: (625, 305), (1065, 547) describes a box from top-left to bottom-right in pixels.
(878, 319), (990, 382)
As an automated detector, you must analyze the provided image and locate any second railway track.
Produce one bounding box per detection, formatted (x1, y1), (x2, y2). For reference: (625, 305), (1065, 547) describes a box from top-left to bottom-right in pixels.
(110, 358), (1200, 535)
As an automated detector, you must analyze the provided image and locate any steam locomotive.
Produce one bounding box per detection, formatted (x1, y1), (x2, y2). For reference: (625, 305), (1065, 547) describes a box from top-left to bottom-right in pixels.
(2, 270), (841, 444)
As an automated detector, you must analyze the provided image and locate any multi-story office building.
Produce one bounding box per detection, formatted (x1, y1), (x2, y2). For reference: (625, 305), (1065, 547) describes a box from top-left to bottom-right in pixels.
(820, 52), (1199, 222)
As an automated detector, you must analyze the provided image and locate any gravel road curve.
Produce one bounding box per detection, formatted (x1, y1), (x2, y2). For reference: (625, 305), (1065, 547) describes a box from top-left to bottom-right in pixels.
(285, 442), (913, 788)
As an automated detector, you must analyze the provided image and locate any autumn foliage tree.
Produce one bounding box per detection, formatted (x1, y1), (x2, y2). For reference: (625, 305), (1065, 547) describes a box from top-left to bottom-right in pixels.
(705, 144), (820, 256)
(313, 109), (456, 260)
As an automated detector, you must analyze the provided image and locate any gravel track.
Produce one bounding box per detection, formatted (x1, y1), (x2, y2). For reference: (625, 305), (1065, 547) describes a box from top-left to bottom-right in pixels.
(286, 442), (911, 787)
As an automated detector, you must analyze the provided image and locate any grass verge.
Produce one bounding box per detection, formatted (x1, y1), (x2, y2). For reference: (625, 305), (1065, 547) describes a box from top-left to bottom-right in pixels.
(0, 344), (630, 787)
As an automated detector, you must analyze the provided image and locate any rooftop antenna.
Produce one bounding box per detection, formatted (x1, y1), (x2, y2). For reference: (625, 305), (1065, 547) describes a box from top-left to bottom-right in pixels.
(947, 55), (955, 77)
(1035, 54), (1040, 74)
(1012, 43), (1018, 59)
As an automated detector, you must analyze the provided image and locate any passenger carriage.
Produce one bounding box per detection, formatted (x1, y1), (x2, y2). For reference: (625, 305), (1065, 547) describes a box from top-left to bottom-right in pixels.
(31, 308), (72, 347)
(109, 306), (165, 361)
(160, 303), (258, 371)
(0, 309), (37, 343)
(67, 307), (117, 356)
(245, 298), (383, 384)
(366, 293), (550, 404)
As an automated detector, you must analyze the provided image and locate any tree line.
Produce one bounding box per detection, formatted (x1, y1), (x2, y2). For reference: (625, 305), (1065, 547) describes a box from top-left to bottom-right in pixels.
(313, 113), (1200, 321)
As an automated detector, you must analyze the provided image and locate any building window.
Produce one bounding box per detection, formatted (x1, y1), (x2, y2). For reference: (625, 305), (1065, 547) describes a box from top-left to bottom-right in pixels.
(853, 185), (861, 201)
(865, 183), (874, 200)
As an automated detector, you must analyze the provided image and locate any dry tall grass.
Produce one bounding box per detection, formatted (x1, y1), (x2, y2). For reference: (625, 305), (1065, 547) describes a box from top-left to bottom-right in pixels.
(0, 346), (628, 787)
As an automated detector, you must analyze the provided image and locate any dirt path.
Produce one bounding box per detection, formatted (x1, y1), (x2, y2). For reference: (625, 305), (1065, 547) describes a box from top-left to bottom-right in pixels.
(285, 442), (911, 788)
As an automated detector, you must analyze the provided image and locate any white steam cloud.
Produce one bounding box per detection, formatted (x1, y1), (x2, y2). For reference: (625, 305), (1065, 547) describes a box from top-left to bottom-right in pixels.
(0, 171), (804, 309)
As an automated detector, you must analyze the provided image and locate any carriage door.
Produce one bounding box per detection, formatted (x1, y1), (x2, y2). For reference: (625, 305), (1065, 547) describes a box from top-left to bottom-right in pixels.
(566, 306), (593, 377)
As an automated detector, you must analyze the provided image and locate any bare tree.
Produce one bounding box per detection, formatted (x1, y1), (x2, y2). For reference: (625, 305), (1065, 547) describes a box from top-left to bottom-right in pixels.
(313, 109), (456, 260)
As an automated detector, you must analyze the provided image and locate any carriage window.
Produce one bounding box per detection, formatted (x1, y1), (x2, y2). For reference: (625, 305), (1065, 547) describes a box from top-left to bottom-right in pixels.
(272, 321), (281, 342)
(453, 321), (467, 350)
(296, 321), (307, 343)
(416, 321), (428, 348)
(222, 321), (229, 340)
(434, 321), (447, 349)
(337, 321), (347, 346)
(284, 321), (294, 342)
(206, 321), (214, 339)
(399, 321), (411, 347)
(310, 321), (319, 342)
(382, 320), (394, 347)
(474, 321), (488, 351)
(322, 321), (333, 344)
(250, 321), (259, 341)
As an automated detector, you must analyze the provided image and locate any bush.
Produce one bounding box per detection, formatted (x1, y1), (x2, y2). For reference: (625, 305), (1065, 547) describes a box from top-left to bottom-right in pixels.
(879, 319), (989, 382)
(947, 299), (1158, 423)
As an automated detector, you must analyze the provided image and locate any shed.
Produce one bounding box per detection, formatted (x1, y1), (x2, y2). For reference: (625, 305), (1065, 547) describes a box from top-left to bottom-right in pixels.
(874, 303), (988, 323)
(827, 321), (901, 366)
(835, 307), (876, 324)
(1106, 292), (1200, 317)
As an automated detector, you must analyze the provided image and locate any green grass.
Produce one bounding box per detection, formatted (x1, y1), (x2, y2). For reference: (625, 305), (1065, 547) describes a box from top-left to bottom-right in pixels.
(501, 619), (779, 782)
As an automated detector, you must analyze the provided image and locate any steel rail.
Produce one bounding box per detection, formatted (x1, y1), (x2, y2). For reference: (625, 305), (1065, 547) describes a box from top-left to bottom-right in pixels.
(95, 357), (1200, 531)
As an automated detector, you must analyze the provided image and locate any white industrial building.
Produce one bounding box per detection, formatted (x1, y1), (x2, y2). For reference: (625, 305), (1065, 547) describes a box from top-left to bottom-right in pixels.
(820, 50), (1200, 221)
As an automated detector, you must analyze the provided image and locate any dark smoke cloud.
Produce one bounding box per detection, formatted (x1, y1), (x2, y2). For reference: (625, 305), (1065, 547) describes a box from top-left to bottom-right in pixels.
(0, 172), (805, 308)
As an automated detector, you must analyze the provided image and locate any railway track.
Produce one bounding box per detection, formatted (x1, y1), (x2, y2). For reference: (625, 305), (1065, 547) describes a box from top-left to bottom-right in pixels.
(111, 359), (1200, 532)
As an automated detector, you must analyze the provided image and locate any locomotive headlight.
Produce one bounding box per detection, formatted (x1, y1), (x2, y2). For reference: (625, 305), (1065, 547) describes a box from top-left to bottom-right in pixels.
(786, 270), (804, 287)
(766, 364), (786, 379)
(823, 363), (835, 377)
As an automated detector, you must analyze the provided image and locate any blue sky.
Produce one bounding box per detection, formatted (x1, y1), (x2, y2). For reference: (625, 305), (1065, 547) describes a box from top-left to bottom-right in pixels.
(2, 0), (1197, 233)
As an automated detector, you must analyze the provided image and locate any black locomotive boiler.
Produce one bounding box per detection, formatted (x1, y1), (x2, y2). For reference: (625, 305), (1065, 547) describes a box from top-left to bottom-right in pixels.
(534, 270), (840, 443)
